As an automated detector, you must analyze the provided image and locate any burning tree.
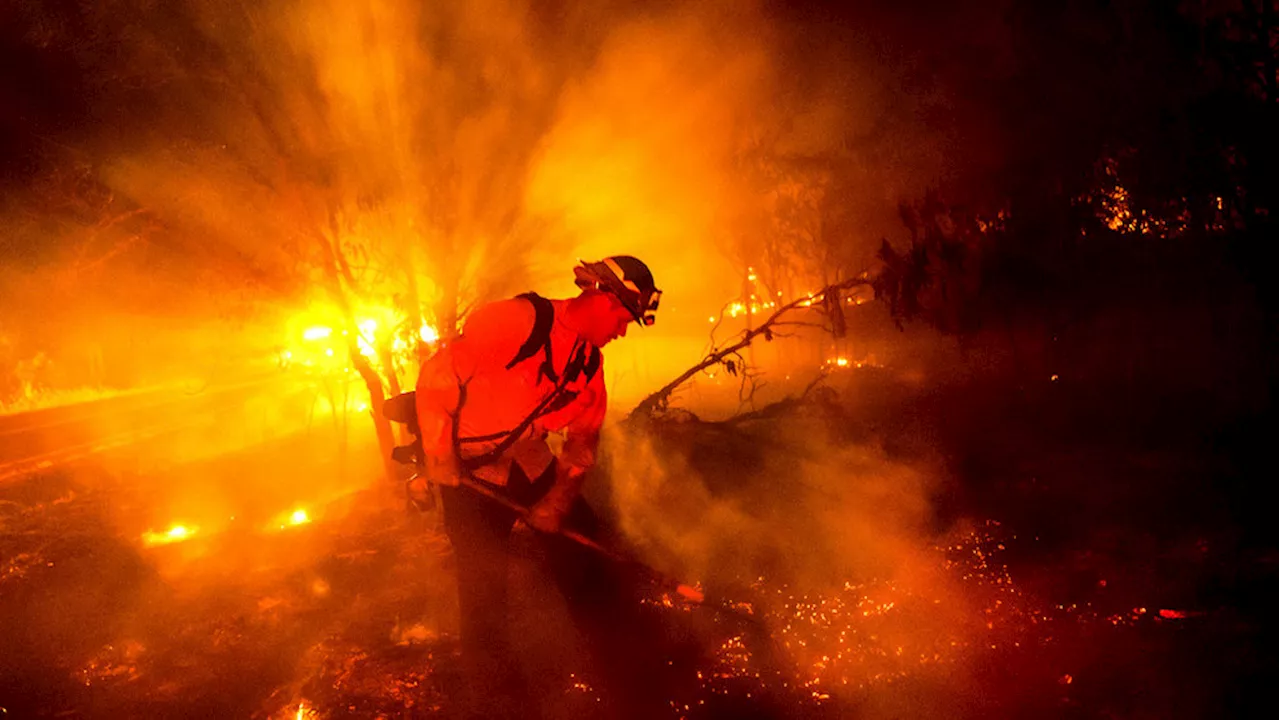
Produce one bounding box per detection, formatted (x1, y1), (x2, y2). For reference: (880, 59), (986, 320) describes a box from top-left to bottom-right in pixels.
(2, 1), (580, 475)
(236, 0), (570, 480)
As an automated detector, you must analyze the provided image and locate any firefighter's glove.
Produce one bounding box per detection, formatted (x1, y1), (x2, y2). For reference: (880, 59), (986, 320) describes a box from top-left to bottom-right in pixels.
(406, 475), (435, 512)
(425, 456), (461, 487)
(526, 490), (573, 534)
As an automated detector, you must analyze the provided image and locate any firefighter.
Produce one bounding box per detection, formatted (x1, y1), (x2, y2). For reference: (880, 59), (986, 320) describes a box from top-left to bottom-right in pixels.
(411, 256), (664, 719)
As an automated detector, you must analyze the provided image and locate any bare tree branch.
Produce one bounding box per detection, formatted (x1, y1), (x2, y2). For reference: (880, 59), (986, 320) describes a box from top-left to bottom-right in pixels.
(626, 274), (872, 422)
(726, 371), (829, 426)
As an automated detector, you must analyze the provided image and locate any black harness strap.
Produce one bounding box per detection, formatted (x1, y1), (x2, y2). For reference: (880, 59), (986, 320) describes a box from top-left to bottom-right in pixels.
(389, 295), (602, 473)
(450, 293), (603, 471)
(505, 292), (558, 383)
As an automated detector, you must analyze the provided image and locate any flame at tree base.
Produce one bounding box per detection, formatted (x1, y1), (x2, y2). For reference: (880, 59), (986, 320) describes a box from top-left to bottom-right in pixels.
(141, 524), (197, 547)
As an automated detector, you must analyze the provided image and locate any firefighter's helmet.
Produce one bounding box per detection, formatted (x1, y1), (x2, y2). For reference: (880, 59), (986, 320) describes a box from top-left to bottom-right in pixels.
(573, 255), (662, 327)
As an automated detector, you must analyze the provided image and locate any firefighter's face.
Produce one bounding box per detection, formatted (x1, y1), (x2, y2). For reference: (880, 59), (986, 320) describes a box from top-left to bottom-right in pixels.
(586, 291), (635, 346)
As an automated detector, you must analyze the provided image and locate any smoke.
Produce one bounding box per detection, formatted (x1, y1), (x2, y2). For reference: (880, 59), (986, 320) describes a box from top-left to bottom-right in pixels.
(2, 0), (999, 646)
(3, 0), (999, 409)
(0, 0), (1008, 601)
(604, 403), (944, 588)
(591, 392), (1015, 715)
(521, 6), (775, 403)
(0, 3), (1054, 715)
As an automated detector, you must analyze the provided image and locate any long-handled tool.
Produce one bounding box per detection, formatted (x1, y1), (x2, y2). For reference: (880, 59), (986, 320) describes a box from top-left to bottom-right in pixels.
(448, 474), (706, 604)
(384, 391), (708, 604)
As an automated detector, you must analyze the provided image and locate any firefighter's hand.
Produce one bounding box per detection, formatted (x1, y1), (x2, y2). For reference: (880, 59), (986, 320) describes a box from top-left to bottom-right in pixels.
(526, 496), (568, 534)
(425, 457), (461, 487)
(406, 475), (434, 511)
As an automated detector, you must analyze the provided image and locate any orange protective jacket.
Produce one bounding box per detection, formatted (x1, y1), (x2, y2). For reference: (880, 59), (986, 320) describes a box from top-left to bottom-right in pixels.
(414, 296), (607, 487)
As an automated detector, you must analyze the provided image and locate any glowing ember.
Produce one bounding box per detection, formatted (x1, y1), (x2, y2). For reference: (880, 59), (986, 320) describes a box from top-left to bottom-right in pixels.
(680, 521), (1114, 710)
(824, 355), (881, 371)
(419, 323), (439, 344)
(677, 583), (706, 603)
(142, 524), (196, 547)
(268, 508), (314, 532)
(79, 641), (144, 687)
(302, 326), (332, 341)
(722, 299), (780, 319)
(567, 672), (596, 695)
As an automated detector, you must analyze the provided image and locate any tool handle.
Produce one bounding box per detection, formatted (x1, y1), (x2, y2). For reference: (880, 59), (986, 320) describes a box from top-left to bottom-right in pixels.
(454, 476), (697, 598)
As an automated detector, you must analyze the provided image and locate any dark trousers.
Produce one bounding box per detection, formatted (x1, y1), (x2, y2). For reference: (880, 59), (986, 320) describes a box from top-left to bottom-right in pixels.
(439, 465), (669, 720)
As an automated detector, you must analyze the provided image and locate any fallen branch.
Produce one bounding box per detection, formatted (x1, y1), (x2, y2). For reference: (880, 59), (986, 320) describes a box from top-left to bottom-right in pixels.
(725, 372), (831, 426)
(627, 275), (872, 423)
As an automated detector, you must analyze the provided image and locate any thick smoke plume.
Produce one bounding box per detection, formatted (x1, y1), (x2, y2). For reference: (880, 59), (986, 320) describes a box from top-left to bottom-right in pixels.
(3, 0), (988, 406)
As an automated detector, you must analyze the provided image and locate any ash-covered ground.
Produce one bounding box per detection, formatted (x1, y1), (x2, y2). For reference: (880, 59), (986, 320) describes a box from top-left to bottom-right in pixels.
(1, 365), (1271, 720)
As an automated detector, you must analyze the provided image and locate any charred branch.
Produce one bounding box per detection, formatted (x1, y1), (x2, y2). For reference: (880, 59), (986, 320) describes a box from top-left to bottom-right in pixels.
(627, 275), (872, 423)
(725, 372), (832, 426)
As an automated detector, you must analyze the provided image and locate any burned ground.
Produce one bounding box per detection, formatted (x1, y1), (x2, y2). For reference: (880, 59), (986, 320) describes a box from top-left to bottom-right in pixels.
(1, 346), (1272, 718)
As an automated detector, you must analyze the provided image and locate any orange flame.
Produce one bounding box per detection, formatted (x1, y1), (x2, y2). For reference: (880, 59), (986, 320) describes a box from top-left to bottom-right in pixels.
(142, 524), (197, 547)
(419, 323), (439, 344)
